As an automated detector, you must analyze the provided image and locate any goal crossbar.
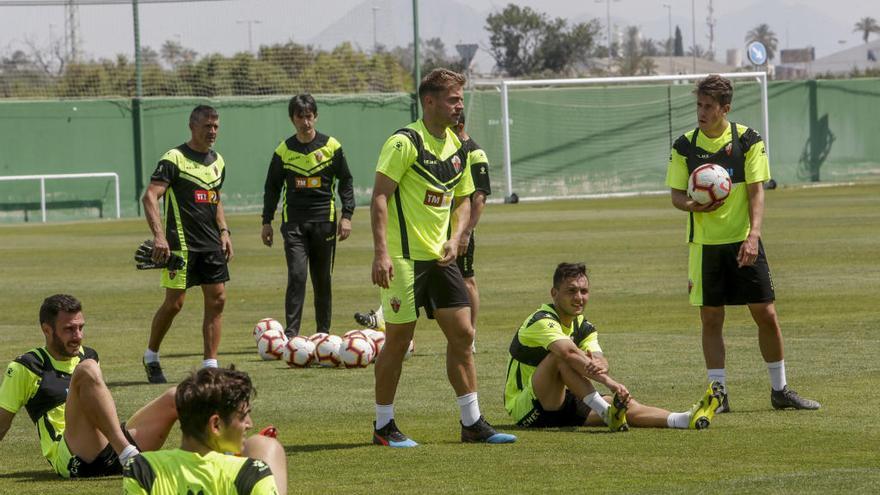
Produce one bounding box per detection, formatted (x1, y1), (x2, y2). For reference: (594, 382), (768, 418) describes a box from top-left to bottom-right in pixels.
(472, 72), (769, 202)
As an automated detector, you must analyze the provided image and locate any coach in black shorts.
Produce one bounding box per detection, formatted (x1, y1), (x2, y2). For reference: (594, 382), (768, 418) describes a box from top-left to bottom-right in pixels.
(666, 75), (819, 411)
(453, 113), (491, 347)
(262, 94), (355, 337)
(141, 105), (233, 383)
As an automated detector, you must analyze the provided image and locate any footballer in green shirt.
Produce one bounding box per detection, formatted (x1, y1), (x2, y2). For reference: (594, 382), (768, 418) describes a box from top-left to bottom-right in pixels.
(505, 263), (722, 431)
(666, 74), (819, 413)
(123, 367), (286, 495)
(0, 294), (178, 479)
(369, 68), (515, 447)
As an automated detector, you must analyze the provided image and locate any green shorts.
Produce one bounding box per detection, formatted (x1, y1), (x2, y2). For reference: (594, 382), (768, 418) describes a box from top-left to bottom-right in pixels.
(380, 257), (470, 324)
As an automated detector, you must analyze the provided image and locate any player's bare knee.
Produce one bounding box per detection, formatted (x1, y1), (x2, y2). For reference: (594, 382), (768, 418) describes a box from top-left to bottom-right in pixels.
(71, 359), (103, 387)
(207, 293), (226, 313)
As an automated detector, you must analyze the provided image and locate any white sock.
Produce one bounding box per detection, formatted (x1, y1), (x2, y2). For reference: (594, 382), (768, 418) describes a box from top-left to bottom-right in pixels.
(667, 411), (691, 429)
(144, 349), (159, 364)
(707, 368), (726, 387)
(375, 404), (394, 430)
(457, 392), (481, 427)
(767, 360), (787, 391)
(583, 392), (610, 420)
(201, 359), (218, 369)
(118, 444), (140, 464)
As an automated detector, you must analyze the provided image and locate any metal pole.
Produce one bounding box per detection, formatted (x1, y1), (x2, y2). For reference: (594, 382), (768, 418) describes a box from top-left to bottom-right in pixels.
(132, 0), (145, 215)
(372, 6), (380, 52)
(114, 173), (121, 219)
(412, 0), (421, 119)
(691, 0), (696, 73)
(758, 74), (770, 155)
(606, 0), (611, 58)
(663, 3), (672, 73)
(40, 177), (46, 222)
(500, 81), (513, 201)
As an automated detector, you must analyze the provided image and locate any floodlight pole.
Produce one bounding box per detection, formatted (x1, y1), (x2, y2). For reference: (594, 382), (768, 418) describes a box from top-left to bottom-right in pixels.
(132, 0), (145, 214)
(412, 0), (421, 119)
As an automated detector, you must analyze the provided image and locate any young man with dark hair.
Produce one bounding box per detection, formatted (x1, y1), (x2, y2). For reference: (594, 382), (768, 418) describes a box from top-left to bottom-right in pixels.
(666, 74), (819, 412)
(123, 367), (287, 494)
(142, 104), (233, 383)
(505, 264), (722, 431)
(369, 68), (515, 447)
(262, 93), (355, 338)
(0, 294), (178, 478)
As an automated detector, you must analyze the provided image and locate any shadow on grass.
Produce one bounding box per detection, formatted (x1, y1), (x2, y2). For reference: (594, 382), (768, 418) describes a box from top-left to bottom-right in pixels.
(105, 380), (154, 388)
(283, 442), (366, 454)
(0, 469), (63, 482)
(162, 349), (255, 359)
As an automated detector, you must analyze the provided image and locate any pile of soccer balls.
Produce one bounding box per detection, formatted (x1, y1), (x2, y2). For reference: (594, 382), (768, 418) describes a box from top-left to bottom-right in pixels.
(252, 318), (411, 369)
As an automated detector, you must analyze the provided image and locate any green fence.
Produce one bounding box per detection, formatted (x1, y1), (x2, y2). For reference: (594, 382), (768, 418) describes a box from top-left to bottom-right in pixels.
(0, 94), (413, 222)
(1, 79), (878, 222)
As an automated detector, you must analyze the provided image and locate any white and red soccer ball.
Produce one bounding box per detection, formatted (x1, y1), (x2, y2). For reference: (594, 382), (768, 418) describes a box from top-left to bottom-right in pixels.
(253, 318), (284, 342)
(687, 163), (732, 205)
(339, 336), (375, 368)
(313, 334), (343, 367)
(281, 336), (316, 368)
(257, 329), (287, 360)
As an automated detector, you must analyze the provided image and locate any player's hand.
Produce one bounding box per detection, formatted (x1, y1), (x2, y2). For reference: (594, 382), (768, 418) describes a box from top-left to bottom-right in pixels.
(337, 218), (352, 241)
(737, 234), (759, 267)
(691, 199), (724, 212)
(151, 235), (171, 263)
(438, 239), (458, 266)
(221, 231), (234, 262)
(372, 253), (393, 288)
(457, 230), (471, 257)
(582, 350), (607, 376)
(610, 382), (630, 404)
(261, 224), (273, 247)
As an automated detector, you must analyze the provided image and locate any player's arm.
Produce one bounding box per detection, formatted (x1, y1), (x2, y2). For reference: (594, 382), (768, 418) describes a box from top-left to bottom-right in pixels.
(737, 182), (764, 267)
(458, 191), (486, 254)
(670, 188), (723, 213)
(440, 195), (470, 266)
(547, 339), (628, 398)
(0, 408), (14, 442)
(334, 148), (355, 242)
(370, 172), (398, 288)
(261, 152), (284, 247)
(216, 199), (233, 261)
(142, 181), (170, 262)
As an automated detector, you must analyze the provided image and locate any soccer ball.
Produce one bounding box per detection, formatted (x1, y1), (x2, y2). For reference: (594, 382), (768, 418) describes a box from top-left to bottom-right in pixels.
(253, 318), (284, 342)
(339, 336), (375, 368)
(343, 329), (370, 340)
(257, 329), (287, 360)
(313, 334), (343, 367)
(687, 163), (732, 205)
(360, 329), (384, 361)
(281, 336), (316, 368)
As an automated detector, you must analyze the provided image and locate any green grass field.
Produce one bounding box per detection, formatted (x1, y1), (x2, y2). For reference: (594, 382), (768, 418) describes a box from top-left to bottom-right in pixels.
(1, 184), (878, 494)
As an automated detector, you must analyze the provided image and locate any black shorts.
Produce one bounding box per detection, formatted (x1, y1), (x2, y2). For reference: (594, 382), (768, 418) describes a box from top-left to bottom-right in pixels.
(516, 390), (590, 428)
(456, 233), (476, 278)
(67, 424), (138, 478)
(689, 240), (775, 307)
(162, 249), (230, 289)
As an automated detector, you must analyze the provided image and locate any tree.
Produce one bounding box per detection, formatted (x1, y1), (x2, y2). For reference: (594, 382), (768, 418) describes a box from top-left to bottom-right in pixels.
(853, 17), (880, 43)
(160, 40), (197, 68)
(485, 4), (600, 76)
(674, 26), (684, 56)
(618, 26), (644, 76)
(745, 23), (778, 61)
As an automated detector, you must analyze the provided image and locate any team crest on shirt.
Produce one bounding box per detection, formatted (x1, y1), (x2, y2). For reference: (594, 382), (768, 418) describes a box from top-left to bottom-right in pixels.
(390, 297), (401, 313)
(451, 155), (462, 172)
(725, 143), (733, 156)
(315, 150), (324, 161)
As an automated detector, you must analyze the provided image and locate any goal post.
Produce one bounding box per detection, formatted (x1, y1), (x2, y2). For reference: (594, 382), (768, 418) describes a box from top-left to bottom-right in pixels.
(467, 72), (769, 203)
(0, 172), (121, 222)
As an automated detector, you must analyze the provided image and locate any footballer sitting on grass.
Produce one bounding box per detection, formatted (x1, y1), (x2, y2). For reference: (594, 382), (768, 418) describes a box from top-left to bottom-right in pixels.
(505, 263), (723, 431)
(0, 294), (178, 479)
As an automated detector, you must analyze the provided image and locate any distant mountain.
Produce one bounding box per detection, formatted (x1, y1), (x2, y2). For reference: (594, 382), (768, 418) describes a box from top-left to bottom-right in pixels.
(308, 0), (489, 57)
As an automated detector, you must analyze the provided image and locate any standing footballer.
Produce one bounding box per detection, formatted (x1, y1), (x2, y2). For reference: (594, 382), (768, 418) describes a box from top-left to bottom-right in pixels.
(666, 75), (819, 412)
(141, 105), (233, 383)
(369, 68), (515, 447)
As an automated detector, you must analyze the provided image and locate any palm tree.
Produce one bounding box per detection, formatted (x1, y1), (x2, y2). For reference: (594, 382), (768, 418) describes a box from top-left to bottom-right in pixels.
(745, 24), (778, 61)
(853, 17), (880, 44)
